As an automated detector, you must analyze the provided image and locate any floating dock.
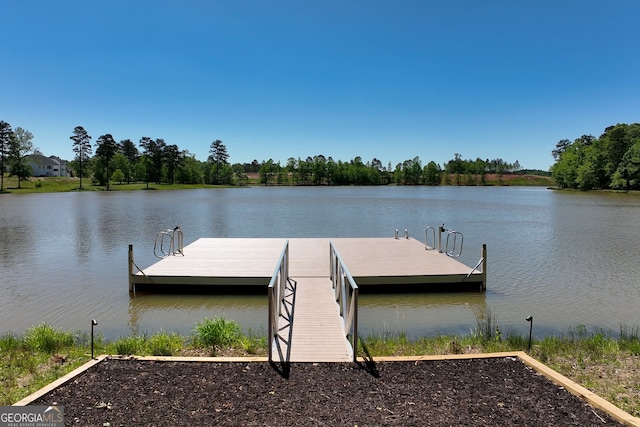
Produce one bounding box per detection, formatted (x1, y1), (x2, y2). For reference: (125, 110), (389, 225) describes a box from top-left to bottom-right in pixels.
(129, 237), (486, 362)
(129, 237), (486, 291)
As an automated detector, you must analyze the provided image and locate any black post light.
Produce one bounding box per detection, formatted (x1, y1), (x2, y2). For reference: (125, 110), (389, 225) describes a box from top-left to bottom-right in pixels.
(526, 315), (533, 352)
(91, 319), (98, 359)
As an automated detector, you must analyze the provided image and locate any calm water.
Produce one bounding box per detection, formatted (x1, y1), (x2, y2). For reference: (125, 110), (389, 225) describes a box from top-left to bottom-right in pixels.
(1, 186), (639, 340)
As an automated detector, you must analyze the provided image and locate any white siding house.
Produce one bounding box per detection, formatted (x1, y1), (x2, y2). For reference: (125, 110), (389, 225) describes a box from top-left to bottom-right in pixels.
(27, 154), (70, 177)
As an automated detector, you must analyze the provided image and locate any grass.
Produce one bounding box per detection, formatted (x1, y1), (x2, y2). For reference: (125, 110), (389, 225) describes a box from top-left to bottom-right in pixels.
(1, 321), (638, 417)
(0, 174), (555, 194)
(23, 323), (75, 353)
(194, 316), (242, 349)
(0, 176), (238, 193)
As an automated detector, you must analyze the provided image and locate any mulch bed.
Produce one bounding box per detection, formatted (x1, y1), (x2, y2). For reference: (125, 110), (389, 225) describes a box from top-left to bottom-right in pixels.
(30, 357), (621, 426)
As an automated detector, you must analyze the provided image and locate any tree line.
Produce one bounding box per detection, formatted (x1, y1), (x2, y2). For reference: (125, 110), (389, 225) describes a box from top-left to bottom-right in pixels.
(1, 120), (526, 190)
(67, 126), (235, 190)
(550, 123), (640, 190)
(257, 155), (522, 186)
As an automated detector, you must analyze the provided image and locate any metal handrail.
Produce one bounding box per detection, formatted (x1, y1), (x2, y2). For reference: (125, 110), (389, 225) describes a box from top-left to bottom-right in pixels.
(153, 226), (184, 258)
(424, 226), (436, 250)
(394, 228), (410, 239)
(329, 241), (359, 362)
(424, 224), (464, 258)
(445, 230), (463, 258)
(268, 240), (289, 364)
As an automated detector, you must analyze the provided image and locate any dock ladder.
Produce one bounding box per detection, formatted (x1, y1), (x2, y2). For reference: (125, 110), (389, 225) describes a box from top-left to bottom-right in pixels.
(425, 224), (463, 258)
(153, 226), (184, 258)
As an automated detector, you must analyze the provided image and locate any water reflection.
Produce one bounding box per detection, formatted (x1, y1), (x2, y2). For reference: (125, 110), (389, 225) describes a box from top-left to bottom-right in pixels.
(1, 187), (640, 340)
(71, 193), (97, 261)
(127, 293), (267, 337)
(359, 292), (487, 337)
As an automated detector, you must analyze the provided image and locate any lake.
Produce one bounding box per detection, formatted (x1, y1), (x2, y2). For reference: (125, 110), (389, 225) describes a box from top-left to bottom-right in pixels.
(1, 186), (639, 340)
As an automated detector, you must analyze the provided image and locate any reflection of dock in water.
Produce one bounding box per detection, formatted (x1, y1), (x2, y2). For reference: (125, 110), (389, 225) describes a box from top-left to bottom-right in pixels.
(127, 293), (267, 337)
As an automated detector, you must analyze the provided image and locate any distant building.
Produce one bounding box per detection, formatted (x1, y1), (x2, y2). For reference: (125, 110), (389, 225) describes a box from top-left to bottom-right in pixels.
(27, 154), (70, 177)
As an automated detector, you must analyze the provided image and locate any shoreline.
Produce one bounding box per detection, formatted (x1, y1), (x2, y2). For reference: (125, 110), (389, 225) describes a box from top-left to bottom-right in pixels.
(0, 174), (556, 194)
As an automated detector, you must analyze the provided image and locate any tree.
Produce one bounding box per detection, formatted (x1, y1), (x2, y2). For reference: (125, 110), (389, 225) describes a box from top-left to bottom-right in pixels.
(401, 157), (422, 185)
(138, 137), (167, 185)
(611, 139), (640, 190)
(492, 158), (507, 185)
(311, 155), (327, 185)
(163, 144), (181, 184)
(111, 153), (131, 184)
(0, 121), (13, 191)
(70, 126), (92, 189)
(8, 127), (34, 188)
(176, 152), (204, 184)
(550, 145), (579, 188)
(152, 139), (166, 183)
(231, 163), (248, 186)
(349, 156), (365, 185)
(552, 139), (571, 160)
(445, 153), (464, 185)
(259, 159), (278, 185)
(111, 168), (125, 184)
(119, 139), (138, 184)
(424, 161), (441, 185)
(139, 136), (156, 188)
(475, 158), (488, 185)
(95, 134), (119, 189)
(208, 140), (229, 185)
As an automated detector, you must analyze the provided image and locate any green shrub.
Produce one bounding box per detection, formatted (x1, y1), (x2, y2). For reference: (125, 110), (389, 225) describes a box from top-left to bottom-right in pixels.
(113, 336), (144, 355)
(619, 325), (640, 355)
(473, 306), (500, 342)
(194, 317), (241, 347)
(0, 333), (23, 352)
(147, 331), (183, 356)
(24, 323), (74, 353)
(237, 331), (267, 355)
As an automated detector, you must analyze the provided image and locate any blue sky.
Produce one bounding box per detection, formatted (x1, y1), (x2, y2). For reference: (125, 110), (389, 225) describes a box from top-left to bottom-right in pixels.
(2, 1), (639, 171)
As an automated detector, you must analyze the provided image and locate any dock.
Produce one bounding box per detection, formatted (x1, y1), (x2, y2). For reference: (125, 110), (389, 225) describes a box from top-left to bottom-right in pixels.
(130, 237), (485, 289)
(129, 237), (486, 362)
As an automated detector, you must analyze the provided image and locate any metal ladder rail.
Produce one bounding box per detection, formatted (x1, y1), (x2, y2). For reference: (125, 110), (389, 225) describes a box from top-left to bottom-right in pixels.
(153, 226), (184, 258)
(423, 224), (464, 258)
(445, 230), (463, 258)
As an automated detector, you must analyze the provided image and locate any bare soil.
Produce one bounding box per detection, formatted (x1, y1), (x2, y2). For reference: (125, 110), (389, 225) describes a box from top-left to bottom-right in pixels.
(31, 357), (622, 426)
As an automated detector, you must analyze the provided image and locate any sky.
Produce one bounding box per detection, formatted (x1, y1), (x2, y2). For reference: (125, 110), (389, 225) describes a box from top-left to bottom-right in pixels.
(2, 1), (639, 171)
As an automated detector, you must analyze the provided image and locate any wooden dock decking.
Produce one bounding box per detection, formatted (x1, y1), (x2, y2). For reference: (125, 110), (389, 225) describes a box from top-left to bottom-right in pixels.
(129, 237), (485, 362)
(131, 237), (484, 288)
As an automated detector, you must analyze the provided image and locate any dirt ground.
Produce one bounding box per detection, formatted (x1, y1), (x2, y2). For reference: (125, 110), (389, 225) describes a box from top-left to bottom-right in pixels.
(31, 357), (622, 426)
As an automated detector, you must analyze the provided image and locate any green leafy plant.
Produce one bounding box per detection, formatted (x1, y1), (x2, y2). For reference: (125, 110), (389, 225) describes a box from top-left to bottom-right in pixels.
(194, 316), (241, 347)
(24, 323), (74, 353)
(0, 332), (23, 352)
(147, 330), (183, 356)
(113, 336), (145, 355)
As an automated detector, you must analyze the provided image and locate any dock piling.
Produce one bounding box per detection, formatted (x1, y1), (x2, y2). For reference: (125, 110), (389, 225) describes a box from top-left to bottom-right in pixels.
(128, 244), (134, 293)
(481, 244), (487, 291)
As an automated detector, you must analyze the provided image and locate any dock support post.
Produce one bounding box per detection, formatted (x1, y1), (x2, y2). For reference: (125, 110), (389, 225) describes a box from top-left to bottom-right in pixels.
(481, 244), (487, 291)
(128, 244), (134, 293)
